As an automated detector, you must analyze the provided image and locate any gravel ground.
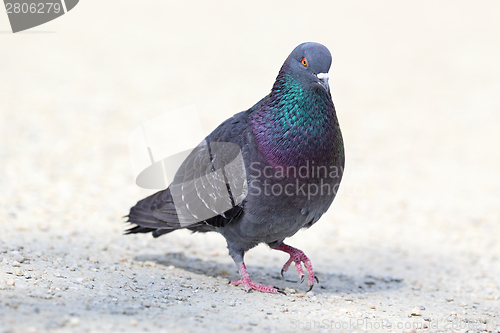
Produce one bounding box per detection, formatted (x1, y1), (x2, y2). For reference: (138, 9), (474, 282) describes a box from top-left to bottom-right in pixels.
(1, 1), (500, 332)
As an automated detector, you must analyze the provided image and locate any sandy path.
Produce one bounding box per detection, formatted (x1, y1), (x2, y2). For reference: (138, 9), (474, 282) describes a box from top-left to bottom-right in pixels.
(1, 1), (499, 332)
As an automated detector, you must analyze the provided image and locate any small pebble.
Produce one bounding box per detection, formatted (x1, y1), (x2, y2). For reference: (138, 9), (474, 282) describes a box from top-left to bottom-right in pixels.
(14, 254), (25, 262)
(144, 261), (156, 267)
(364, 277), (376, 285)
(69, 317), (80, 326)
(411, 306), (421, 316)
(11, 261), (21, 267)
(130, 319), (138, 327)
(370, 304), (376, 309)
(6, 279), (15, 286)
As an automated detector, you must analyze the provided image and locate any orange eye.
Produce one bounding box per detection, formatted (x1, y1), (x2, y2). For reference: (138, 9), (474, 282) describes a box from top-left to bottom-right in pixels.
(301, 58), (308, 67)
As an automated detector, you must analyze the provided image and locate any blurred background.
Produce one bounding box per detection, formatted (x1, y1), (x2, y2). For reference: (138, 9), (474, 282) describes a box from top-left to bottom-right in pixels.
(0, 0), (499, 329)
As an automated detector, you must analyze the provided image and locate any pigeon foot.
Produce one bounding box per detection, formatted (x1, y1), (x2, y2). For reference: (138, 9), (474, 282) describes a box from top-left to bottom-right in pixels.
(231, 263), (281, 294)
(273, 243), (317, 291)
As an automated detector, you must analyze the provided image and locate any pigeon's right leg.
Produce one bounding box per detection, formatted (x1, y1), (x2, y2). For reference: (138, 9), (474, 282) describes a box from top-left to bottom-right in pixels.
(229, 250), (281, 294)
(271, 243), (318, 291)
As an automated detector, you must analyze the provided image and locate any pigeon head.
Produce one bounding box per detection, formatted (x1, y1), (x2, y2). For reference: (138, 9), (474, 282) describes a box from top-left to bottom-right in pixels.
(252, 42), (338, 167)
(278, 42), (332, 93)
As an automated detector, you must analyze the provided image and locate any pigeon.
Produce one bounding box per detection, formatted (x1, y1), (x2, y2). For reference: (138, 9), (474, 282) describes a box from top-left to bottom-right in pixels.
(125, 42), (345, 293)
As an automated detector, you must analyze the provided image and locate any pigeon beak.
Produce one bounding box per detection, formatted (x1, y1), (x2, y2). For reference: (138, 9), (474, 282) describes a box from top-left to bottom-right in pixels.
(316, 73), (330, 92)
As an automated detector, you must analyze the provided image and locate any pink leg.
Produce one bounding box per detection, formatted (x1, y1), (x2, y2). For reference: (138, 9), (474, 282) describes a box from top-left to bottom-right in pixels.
(273, 243), (318, 291)
(231, 263), (282, 294)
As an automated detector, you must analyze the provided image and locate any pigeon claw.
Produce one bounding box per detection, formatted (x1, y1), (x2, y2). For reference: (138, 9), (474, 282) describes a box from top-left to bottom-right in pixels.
(273, 243), (317, 291)
(231, 278), (280, 294)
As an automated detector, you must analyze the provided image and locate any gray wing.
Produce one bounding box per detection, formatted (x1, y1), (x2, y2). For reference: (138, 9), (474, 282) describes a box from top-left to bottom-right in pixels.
(126, 108), (254, 234)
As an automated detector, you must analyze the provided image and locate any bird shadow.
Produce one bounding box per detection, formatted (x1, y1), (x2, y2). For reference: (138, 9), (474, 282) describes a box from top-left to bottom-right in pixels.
(134, 252), (405, 295)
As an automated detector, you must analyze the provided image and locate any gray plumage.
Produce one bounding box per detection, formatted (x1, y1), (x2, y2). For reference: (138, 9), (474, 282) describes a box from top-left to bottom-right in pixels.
(126, 42), (344, 293)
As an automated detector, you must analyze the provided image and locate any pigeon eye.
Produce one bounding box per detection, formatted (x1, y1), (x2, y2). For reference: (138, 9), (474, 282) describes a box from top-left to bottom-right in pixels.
(301, 58), (308, 67)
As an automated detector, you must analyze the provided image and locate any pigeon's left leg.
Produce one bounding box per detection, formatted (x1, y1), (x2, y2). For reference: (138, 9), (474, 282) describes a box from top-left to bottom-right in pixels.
(231, 262), (282, 293)
(271, 243), (318, 291)
(229, 250), (281, 293)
